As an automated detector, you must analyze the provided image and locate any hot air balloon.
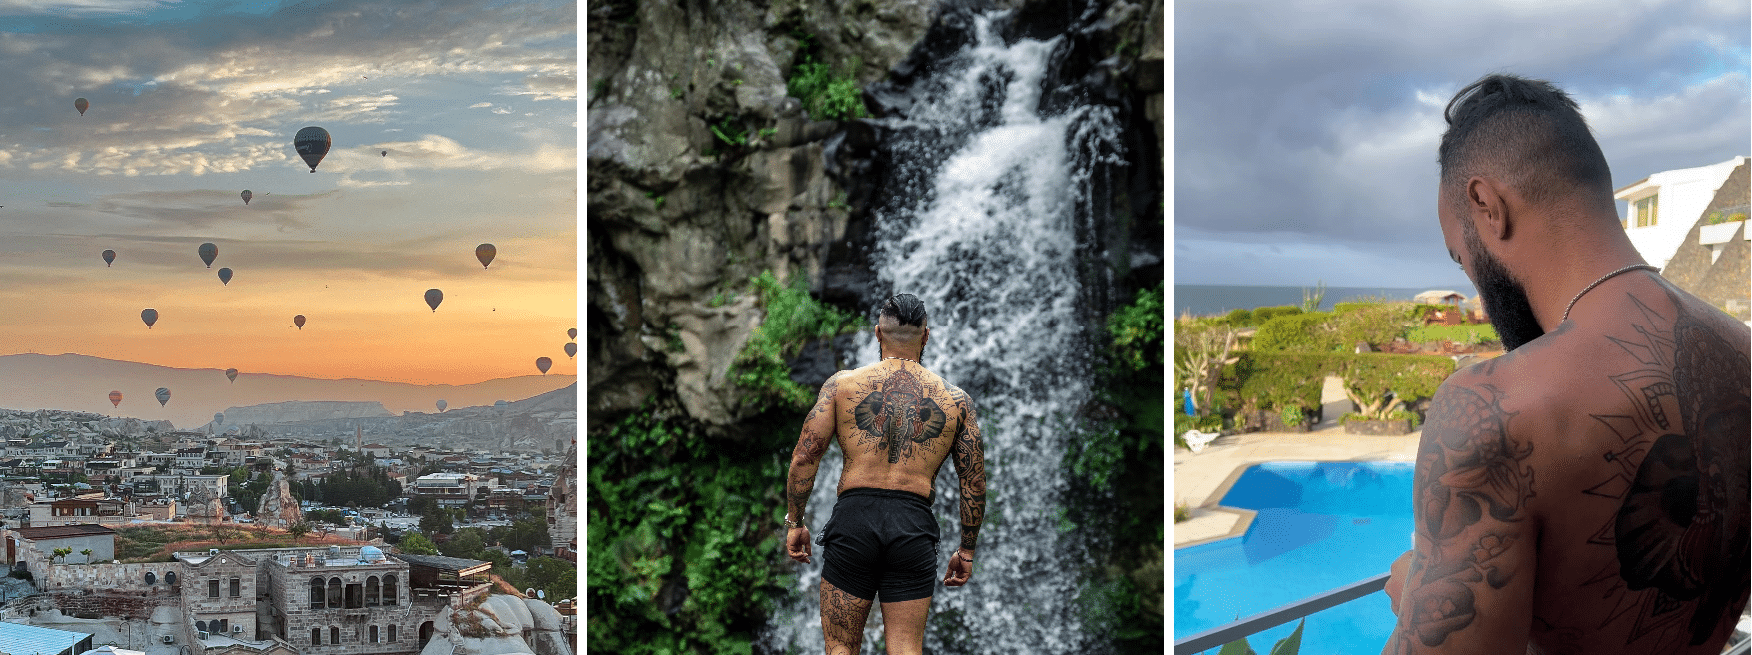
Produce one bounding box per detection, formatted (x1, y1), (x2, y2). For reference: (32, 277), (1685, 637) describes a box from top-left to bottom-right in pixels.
(424, 289), (443, 312)
(564, 343), (577, 359)
(241, 190), (252, 205)
(225, 368), (238, 383)
(381, 150), (387, 157)
(494, 400), (508, 410)
(74, 98), (88, 115)
(536, 357), (552, 374)
(141, 308), (158, 329)
(198, 242), (218, 268)
(108, 391), (122, 408)
(475, 244), (496, 269)
(213, 413), (224, 426)
(102, 250), (116, 267)
(567, 328), (577, 340)
(294, 126), (331, 172)
(436, 399), (447, 412)
(218, 268), (233, 285)
(154, 387), (171, 407)
(293, 315), (306, 329)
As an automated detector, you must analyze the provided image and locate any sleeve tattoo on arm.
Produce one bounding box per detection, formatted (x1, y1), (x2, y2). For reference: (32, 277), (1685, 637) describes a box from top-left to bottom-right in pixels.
(1389, 382), (1536, 652)
(787, 375), (840, 519)
(950, 387), (986, 551)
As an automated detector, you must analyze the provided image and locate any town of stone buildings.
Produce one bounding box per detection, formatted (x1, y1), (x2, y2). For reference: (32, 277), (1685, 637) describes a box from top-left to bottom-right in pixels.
(0, 404), (578, 655)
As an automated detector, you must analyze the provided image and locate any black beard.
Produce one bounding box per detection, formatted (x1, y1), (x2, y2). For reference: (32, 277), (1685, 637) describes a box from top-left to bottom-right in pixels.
(1468, 233), (1545, 351)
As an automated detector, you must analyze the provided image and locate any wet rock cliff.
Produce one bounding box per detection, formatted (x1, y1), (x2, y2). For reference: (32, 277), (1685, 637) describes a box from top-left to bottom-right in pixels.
(586, 0), (1162, 433)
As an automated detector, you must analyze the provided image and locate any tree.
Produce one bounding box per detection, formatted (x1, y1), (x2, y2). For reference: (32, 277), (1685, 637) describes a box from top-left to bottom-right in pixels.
(441, 529), (485, 559)
(51, 547), (71, 563)
(287, 521), (311, 542)
(78, 548), (92, 563)
(398, 532), (440, 556)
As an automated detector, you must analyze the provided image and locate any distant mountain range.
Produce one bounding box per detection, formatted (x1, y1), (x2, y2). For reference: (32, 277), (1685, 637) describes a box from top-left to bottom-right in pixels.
(0, 353), (577, 429)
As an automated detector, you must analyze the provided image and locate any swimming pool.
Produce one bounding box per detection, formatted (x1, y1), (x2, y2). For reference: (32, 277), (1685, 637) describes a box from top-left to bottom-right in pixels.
(1175, 461), (1415, 654)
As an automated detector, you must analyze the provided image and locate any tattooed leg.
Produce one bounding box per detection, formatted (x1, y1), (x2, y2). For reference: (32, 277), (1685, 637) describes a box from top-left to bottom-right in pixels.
(822, 580), (873, 655)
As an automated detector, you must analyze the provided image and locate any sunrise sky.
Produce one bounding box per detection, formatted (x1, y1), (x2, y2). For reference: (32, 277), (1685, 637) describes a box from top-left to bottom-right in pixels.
(0, 0), (577, 386)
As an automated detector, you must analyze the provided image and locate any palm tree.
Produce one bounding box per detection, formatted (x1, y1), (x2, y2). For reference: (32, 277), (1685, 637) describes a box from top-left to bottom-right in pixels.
(79, 549), (92, 564)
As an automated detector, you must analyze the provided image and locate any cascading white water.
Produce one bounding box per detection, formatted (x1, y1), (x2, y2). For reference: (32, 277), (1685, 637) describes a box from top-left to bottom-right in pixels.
(765, 11), (1124, 654)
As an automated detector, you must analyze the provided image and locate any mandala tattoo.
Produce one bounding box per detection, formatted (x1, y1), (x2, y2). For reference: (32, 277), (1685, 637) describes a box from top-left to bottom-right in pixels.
(1578, 290), (1750, 649)
(852, 368), (950, 464)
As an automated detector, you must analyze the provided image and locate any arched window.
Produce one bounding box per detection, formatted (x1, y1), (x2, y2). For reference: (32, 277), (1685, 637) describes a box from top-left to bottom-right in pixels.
(196, 621), (207, 633)
(310, 578), (325, 608)
(218, 619), (228, 634)
(369, 625), (378, 643)
(311, 628), (321, 645)
(366, 576), (380, 606)
(330, 627), (340, 645)
(387, 625), (397, 642)
(327, 578), (342, 609)
(144, 572), (155, 584)
(165, 571), (177, 585)
(382, 575), (397, 606)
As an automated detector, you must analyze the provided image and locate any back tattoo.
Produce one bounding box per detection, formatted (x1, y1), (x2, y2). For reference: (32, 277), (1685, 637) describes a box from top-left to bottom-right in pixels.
(1579, 288), (1750, 649)
(851, 368), (953, 464)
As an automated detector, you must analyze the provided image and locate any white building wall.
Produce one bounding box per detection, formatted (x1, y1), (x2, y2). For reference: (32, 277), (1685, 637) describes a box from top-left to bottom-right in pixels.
(1620, 157), (1747, 269)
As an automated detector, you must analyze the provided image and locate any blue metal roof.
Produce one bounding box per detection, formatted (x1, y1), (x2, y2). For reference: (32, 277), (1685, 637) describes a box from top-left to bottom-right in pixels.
(0, 620), (92, 655)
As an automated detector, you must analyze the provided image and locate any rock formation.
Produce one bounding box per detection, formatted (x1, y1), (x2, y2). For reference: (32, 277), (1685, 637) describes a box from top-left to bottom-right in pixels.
(254, 466), (303, 529)
(419, 594), (572, 655)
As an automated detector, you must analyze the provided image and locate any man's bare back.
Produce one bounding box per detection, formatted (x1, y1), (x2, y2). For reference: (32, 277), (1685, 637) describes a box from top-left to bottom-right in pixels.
(784, 295), (986, 655)
(1386, 73), (1750, 655)
(1387, 277), (1750, 655)
(826, 360), (977, 502)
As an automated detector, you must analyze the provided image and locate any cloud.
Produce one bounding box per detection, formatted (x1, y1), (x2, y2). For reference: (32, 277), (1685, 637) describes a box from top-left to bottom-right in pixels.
(0, 0), (172, 16)
(468, 102), (492, 109)
(0, 0), (575, 176)
(368, 134), (574, 173)
(491, 107), (511, 114)
(508, 73), (576, 101)
(1174, 0), (1748, 284)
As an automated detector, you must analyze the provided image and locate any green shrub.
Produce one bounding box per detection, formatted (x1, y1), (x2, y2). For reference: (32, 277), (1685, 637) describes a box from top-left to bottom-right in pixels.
(1331, 303), (1411, 349)
(1252, 312), (1336, 352)
(1110, 282), (1164, 372)
(1406, 324), (1499, 345)
(1278, 405), (1304, 426)
(787, 57), (868, 121)
(1227, 351), (1454, 416)
(1224, 308), (1253, 326)
(1251, 305), (1303, 322)
(1332, 302), (1375, 314)
(589, 402), (792, 654)
(732, 271), (865, 411)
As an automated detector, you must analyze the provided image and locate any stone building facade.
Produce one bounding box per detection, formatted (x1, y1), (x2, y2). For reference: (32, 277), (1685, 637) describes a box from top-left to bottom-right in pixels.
(254, 547), (437, 655)
(1660, 159), (1750, 321)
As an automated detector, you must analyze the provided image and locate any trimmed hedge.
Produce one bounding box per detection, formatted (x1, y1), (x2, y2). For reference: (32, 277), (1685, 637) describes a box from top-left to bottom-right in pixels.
(1221, 351), (1455, 413)
(1252, 305), (1303, 322)
(1252, 312), (1336, 352)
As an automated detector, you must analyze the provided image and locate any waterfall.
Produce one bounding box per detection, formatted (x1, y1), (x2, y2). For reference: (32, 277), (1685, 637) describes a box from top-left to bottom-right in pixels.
(765, 8), (1125, 654)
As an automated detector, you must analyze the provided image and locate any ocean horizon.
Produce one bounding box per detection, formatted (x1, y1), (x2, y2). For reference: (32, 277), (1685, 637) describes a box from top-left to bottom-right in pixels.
(1173, 284), (1480, 318)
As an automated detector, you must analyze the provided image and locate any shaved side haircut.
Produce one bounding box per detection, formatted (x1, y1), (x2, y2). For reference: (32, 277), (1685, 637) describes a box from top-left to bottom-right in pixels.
(1439, 73), (1614, 215)
(879, 294), (928, 344)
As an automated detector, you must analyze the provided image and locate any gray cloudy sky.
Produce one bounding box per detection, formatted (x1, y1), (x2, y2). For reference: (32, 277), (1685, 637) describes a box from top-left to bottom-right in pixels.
(1173, 0), (1751, 287)
(0, 0), (576, 385)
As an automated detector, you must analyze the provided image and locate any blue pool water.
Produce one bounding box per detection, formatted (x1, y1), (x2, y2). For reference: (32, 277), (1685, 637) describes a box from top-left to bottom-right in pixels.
(1175, 461), (1416, 654)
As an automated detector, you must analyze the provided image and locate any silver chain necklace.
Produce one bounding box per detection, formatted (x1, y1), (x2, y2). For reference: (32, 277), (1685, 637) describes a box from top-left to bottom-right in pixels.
(1563, 264), (1658, 322)
(883, 356), (917, 364)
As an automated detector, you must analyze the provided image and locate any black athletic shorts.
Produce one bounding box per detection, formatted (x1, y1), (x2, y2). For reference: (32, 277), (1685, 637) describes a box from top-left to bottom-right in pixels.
(817, 487), (940, 602)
